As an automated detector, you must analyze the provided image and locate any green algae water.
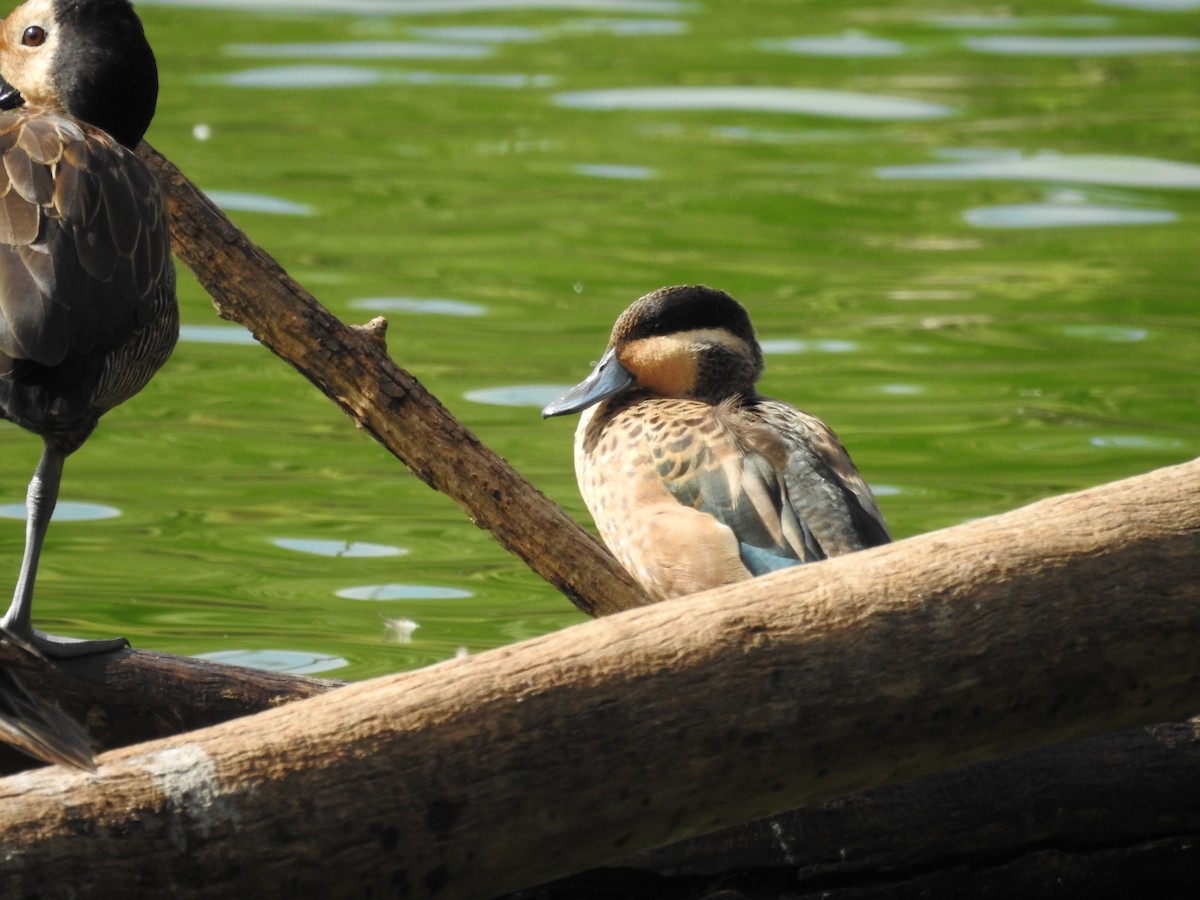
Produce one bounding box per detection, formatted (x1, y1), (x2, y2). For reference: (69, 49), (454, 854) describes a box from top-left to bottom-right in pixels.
(1, 0), (1197, 679)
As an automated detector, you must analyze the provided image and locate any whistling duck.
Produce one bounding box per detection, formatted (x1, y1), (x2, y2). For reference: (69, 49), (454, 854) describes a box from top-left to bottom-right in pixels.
(543, 285), (889, 601)
(0, 0), (177, 656)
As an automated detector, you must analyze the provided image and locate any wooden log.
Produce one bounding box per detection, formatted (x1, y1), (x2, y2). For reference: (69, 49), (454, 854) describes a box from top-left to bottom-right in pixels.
(0, 458), (1196, 899)
(559, 716), (1200, 898)
(0, 645), (338, 775)
(135, 142), (648, 619)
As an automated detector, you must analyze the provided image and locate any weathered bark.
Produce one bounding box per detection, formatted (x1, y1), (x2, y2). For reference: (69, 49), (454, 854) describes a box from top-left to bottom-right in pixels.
(0, 458), (1196, 899)
(134, 142), (648, 619)
(0, 644), (338, 775)
(538, 716), (1200, 898)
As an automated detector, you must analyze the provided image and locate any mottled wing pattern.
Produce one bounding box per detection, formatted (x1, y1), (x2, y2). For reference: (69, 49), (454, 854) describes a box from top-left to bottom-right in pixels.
(643, 396), (822, 575)
(755, 398), (891, 556)
(0, 113), (172, 385)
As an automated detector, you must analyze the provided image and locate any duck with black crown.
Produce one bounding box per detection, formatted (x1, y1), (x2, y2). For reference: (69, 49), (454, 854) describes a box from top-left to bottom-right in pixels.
(543, 285), (890, 602)
(0, 0), (177, 657)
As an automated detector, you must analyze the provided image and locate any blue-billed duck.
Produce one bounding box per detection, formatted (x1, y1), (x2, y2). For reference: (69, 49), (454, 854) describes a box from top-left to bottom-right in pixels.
(543, 285), (890, 601)
(0, 0), (177, 656)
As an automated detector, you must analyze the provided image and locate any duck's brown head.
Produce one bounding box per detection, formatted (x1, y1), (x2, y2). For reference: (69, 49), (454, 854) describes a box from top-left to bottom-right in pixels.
(543, 285), (765, 418)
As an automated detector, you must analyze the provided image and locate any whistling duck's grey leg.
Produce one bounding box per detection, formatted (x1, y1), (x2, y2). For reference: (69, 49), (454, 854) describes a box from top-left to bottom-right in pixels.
(1, 444), (128, 658)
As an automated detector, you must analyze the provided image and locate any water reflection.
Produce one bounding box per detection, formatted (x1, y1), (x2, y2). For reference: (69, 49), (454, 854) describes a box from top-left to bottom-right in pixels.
(573, 163), (657, 179)
(1090, 435), (1186, 450)
(196, 648), (348, 675)
(409, 26), (543, 43)
(558, 18), (689, 35)
(465, 385), (570, 407)
(1061, 325), (1149, 342)
(759, 33), (906, 58)
(964, 36), (1200, 56)
(141, 0), (692, 13)
(554, 87), (954, 120)
(1091, 0), (1200, 11)
(337, 584), (474, 600)
(205, 190), (314, 216)
(225, 41), (493, 60)
(964, 202), (1177, 228)
(878, 151), (1200, 188)
(178, 325), (260, 345)
(0, 501), (121, 522)
(351, 297), (487, 316)
(219, 65), (554, 89)
(760, 338), (858, 354)
(271, 538), (407, 558)
(928, 15), (1114, 29)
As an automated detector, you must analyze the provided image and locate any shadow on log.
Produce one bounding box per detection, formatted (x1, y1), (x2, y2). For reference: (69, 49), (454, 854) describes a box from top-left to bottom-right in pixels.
(0, 458), (1197, 898)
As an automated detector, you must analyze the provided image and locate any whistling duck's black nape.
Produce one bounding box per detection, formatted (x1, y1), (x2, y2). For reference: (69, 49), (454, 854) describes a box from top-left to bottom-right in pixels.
(52, 0), (158, 147)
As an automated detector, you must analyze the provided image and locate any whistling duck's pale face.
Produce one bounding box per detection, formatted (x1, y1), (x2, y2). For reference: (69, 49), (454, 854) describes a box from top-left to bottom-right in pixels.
(0, 0), (63, 111)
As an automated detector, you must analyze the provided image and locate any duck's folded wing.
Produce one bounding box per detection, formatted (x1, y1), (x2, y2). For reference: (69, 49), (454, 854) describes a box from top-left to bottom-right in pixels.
(0, 115), (170, 371)
(647, 403), (823, 575)
(761, 402), (892, 555)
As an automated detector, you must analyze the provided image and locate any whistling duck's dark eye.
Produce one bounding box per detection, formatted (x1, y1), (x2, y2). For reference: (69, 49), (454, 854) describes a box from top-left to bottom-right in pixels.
(22, 25), (47, 47)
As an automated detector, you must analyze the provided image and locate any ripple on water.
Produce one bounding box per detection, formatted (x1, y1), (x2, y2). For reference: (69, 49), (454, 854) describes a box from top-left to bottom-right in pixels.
(964, 202), (1177, 228)
(928, 15), (1115, 29)
(139, 0), (695, 13)
(0, 501), (121, 522)
(557, 18), (689, 36)
(337, 584), (474, 601)
(225, 41), (493, 60)
(218, 65), (554, 90)
(760, 338), (859, 354)
(351, 297), (487, 316)
(1060, 324), (1149, 342)
(196, 649), (348, 675)
(271, 538), (408, 558)
(964, 35), (1200, 56)
(178, 325), (260, 345)
(878, 151), (1200, 189)
(573, 163), (658, 179)
(1091, 0), (1200, 11)
(465, 385), (571, 407)
(759, 33), (906, 58)
(554, 86), (955, 121)
(204, 190), (314, 216)
(408, 26), (544, 42)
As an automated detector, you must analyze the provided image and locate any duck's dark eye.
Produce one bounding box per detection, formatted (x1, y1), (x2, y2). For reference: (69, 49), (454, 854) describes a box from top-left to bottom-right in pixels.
(21, 25), (46, 47)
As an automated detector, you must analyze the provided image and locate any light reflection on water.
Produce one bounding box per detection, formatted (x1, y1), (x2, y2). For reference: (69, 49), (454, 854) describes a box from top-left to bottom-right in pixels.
(964, 203), (1177, 229)
(218, 66), (555, 89)
(878, 152), (1200, 188)
(554, 86), (955, 120)
(0, 502), (122, 522)
(963, 36), (1200, 56)
(759, 33), (906, 58)
(196, 648), (348, 675)
(224, 41), (494, 60)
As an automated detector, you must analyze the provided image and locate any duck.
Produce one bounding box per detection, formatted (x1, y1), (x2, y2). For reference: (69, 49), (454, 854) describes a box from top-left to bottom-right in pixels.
(542, 285), (890, 601)
(0, 0), (177, 657)
(0, 626), (93, 769)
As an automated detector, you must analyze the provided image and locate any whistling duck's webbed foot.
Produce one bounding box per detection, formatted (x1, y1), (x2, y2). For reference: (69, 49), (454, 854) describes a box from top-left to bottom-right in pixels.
(16, 627), (129, 659)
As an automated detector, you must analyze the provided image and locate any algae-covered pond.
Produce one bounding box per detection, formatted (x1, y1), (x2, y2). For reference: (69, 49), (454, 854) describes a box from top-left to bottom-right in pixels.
(2, 0), (1197, 679)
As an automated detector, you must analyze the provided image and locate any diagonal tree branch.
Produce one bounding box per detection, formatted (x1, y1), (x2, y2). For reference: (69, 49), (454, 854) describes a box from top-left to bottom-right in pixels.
(134, 142), (650, 620)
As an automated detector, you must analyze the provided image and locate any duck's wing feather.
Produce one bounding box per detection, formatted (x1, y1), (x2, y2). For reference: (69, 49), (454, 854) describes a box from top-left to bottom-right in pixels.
(755, 399), (891, 555)
(643, 398), (823, 575)
(0, 114), (171, 372)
